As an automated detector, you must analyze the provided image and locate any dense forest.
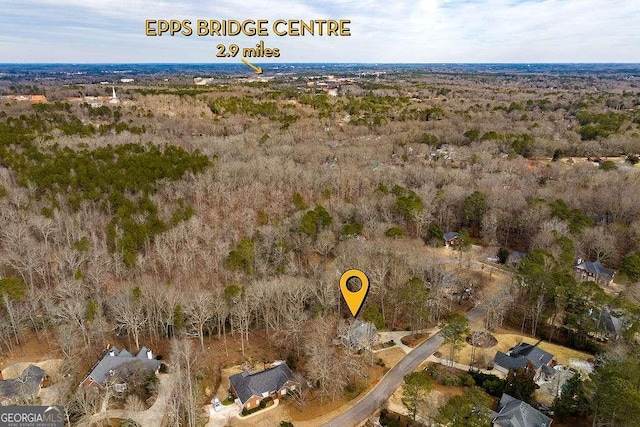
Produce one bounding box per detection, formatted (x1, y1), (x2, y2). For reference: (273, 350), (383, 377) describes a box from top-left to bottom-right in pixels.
(1, 69), (640, 425)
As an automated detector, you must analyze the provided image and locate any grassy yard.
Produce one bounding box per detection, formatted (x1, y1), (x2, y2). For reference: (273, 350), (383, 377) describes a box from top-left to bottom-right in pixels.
(443, 332), (594, 368)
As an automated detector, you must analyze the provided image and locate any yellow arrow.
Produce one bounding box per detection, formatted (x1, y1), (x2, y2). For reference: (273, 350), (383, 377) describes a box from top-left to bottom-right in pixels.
(241, 58), (263, 74)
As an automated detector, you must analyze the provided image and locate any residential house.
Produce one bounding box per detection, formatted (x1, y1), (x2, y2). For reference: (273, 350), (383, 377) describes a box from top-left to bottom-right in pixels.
(79, 346), (161, 390)
(575, 259), (614, 286)
(443, 231), (460, 247)
(229, 362), (297, 410)
(493, 342), (554, 381)
(589, 307), (625, 341)
(493, 393), (552, 427)
(340, 320), (378, 352)
(0, 365), (47, 406)
(600, 308), (624, 340)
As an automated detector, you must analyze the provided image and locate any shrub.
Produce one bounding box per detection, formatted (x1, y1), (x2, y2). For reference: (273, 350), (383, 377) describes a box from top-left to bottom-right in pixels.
(342, 222), (363, 237)
(468, 370), (506, 397)
(385, 226), (404, 238)
(424, 365), (438, 379)
(599, 160), (617, 171)
(497, 247), (509, 264)
(292, 192), (306, 210)
(421, 132), (439, 145)
(459, 373), (475, 387)
(442, 376), (459, 386)
(552, 148), (564, 161)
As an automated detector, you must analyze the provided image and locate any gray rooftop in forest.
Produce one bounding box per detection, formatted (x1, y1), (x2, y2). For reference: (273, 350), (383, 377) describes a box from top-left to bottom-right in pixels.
(0, 365), (46, 402)
(83, 346), (161, 386)
(346, 320), (377, 349)
(443, 231), (459, 241)
(576, 260), (614, 280)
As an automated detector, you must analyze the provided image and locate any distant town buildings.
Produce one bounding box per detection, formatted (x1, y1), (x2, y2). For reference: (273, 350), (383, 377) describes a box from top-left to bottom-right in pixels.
(1, 94), (47, 103)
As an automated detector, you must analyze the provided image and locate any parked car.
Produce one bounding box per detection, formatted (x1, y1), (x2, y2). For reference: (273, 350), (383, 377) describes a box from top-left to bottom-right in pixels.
(212, 397), (222, 412)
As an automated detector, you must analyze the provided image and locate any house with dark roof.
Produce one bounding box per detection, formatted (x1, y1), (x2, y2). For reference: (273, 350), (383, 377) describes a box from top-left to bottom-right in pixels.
(493, 393), (552, 427)
(79, 346), (161, 390)
(229, 362), (297, 410)
(575, 259), (614, 286)
(589, 307), (625, 341)
(443, 231), (460, 247)
(0, 365), (47, 406)
(493, 342), (554, 381)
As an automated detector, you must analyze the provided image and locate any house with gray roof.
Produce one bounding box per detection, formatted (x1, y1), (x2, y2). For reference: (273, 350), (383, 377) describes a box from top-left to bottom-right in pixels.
(229, 362), (297, 410)
(589, 307), (625, 341)
(493, 393), (552, 427)
(341, 320), (377, 351)
(493, 342), (554, 381)
(79, 346), (161, 389)
(575, 260), (614, 286)
(443, 231), (460, 247)
(0, 365), (47, 406)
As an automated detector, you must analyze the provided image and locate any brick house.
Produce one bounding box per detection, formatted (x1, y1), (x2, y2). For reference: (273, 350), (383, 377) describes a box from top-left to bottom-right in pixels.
(229, 362), (297, 410)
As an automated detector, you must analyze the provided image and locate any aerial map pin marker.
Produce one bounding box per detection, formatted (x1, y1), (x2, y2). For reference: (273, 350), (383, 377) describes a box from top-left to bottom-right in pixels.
(340, 269), (370, 317)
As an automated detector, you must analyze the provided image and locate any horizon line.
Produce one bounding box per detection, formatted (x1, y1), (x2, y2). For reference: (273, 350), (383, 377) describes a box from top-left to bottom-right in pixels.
(1, 62), (640, 65)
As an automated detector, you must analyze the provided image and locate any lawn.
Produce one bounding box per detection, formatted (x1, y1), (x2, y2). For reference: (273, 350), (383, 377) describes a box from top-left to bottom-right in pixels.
(442, 331), (594, 368)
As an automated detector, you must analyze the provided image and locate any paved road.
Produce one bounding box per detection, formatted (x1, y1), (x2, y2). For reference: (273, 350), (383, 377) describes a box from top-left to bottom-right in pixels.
(322, 303), (487, 427)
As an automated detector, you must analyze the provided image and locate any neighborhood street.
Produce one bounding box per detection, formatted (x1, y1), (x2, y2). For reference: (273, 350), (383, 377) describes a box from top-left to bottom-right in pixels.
(322, 303), (488, 426)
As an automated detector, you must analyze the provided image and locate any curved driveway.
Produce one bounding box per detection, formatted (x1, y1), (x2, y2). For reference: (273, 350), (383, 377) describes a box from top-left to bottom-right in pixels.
(323, 303), (487, 427)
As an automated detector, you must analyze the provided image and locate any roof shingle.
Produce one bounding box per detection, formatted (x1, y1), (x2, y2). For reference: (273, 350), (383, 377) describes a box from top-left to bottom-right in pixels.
(229, 363), (295, 405)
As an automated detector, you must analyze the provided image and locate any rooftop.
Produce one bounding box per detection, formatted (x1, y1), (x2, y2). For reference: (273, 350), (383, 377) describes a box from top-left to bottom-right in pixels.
(494, 393), (552, 427)
(82, 346), (161, 387)
(444, 231), (460, 241)
(494, 343), (554, 371)
(0, 365), (47, 402)
(229, 362), (295, 405)
(576, 260), (614, 279)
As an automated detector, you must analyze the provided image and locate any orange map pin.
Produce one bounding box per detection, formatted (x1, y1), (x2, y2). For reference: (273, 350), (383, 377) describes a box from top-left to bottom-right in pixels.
(340, 269), (370, 317)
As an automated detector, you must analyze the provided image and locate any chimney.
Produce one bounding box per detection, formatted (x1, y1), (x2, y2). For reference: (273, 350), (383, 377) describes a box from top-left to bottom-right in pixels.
(146, 349), (153, 360)
(109, 349), (115, 356)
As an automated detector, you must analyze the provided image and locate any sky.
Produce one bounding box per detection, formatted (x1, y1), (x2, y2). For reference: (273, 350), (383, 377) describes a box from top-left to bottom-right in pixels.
(1, 0), (639, 63)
